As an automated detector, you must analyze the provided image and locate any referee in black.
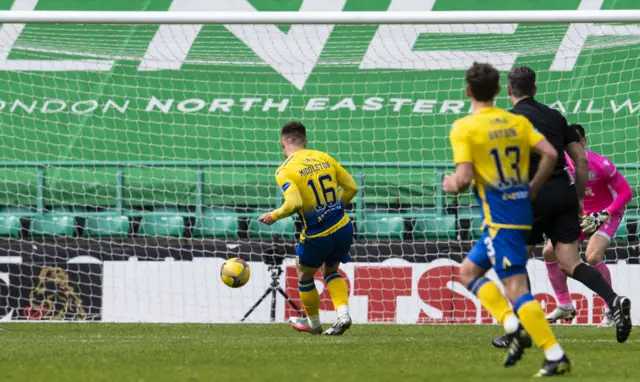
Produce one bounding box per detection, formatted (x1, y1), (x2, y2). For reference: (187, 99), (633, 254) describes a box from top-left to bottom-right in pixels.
(491, 66), (631, 348)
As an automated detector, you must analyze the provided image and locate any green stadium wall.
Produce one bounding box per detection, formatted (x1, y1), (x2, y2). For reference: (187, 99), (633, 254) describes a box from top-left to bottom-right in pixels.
(0, 0), (638, 209)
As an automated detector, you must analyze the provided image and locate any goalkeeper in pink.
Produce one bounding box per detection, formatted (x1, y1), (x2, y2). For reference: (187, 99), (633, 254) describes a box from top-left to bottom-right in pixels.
(544, 124), (633, 326)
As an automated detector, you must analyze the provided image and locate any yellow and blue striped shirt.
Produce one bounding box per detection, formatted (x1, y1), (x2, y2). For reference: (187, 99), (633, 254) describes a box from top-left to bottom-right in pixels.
(271, 149), (358, 240)
(450, 107), (544, 229)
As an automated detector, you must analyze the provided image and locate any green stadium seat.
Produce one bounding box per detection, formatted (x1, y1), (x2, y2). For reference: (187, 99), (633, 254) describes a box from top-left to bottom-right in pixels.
(627, 220), (639, 241)
(626, 210), (640, 225)
(408, 207), (437, 215)
(30, 214), (75, 237)
(84, 215), (130, 238)
(194, 210), (239, 238)
(153, 206), (189, 214)
(0, 214), (22, 237)
(467, 216), (484, 239)
(51, 206), (86, 215)
(414, 215), (457, 240)
(458, 207), (483, 239)
(248, 216), (295, 239)
(0, 206), (37, 216)
(139, 214), (185, 237)
(362, 214), (405, 240)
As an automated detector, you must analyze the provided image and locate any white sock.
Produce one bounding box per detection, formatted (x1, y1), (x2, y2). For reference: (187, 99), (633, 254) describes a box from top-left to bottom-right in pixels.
(336, 305), (349, 319)
(544, 344), (565, 361)
(503, 314), (520, 334)
(308, 315), (321, 329)
(558, 303), (573, 310)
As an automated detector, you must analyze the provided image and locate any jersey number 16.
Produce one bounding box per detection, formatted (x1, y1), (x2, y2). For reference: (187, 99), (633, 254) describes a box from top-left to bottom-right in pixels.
(307, 175), (337, 210)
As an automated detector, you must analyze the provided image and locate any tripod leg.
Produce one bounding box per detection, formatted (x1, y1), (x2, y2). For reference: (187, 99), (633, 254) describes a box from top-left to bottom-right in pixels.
(241, 287), (274, 322)
(277, 287), (305, 317)
(270, 286), (278, 323)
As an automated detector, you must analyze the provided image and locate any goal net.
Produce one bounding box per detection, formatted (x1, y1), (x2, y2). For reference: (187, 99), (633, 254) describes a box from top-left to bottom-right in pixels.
(0, 4), (639, 325)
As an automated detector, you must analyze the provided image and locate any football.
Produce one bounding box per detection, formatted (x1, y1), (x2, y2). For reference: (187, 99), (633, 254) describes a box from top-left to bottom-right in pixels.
(220, 258), (251, 288)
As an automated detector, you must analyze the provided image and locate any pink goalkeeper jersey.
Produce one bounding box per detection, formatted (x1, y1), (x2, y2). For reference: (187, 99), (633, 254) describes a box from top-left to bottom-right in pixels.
(565, 150), (632, 216)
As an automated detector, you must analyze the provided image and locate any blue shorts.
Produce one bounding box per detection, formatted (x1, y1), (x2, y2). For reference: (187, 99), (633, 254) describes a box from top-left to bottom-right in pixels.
(467, 227), (529, 279)
(296, 222), (354, 268)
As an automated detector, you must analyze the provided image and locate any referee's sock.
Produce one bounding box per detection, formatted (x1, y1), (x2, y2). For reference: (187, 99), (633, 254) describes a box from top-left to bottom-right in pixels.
(572, 262), (618, 308)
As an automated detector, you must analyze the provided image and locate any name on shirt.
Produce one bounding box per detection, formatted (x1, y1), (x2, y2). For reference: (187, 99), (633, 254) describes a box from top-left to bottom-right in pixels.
(299, 161), (331, 176)
(488, 127), (517, 141)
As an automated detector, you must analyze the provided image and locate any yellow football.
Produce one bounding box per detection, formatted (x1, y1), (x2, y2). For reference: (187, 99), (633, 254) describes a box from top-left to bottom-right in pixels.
(220, 258), (251, 288)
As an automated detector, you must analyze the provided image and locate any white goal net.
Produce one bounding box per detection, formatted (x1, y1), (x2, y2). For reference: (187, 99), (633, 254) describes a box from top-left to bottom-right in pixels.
(0, 0), (639, 325)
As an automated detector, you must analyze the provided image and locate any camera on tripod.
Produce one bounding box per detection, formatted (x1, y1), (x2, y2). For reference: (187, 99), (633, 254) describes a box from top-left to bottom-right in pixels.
(241, 234), (305, 322)
(262, 234), (286, 266)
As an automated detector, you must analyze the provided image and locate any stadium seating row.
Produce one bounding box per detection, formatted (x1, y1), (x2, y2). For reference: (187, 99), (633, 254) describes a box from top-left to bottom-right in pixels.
(0, 211), (280, 239)
(0, 209), (635, 241)
(0, 211), (453, 239)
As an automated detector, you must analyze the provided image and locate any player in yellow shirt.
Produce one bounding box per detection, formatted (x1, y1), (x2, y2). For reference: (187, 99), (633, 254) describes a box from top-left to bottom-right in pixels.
(258, 121), (358, 335)
(443, 62), (570, 377)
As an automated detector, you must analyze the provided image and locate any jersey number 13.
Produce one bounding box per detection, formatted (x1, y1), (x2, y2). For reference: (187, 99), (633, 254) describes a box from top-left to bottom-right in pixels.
(489, 146), (522, 188)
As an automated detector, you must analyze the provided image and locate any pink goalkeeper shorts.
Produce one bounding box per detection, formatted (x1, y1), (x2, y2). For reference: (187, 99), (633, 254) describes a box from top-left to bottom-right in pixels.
(579, 213), (623, 243)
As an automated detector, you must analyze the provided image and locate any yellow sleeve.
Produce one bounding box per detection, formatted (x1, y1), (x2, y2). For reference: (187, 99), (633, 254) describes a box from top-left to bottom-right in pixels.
(271, 169), (303, 221)
(328, 156), (359, 206)
(337, 174), (358, 206)
(524, 117), (545, 148)
(332, 156), (350, 181)
(450, 122), (472, 164)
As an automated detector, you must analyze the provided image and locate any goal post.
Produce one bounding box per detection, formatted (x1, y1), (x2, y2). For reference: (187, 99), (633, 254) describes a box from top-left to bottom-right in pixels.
(1, 10), (640, 23)
(0, 7), (639, 325)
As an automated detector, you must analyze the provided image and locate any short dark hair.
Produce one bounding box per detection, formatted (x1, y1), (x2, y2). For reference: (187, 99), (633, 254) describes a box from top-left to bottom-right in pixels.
(508, 66), (536, 98)
(465, 62), (500, 102)
(281, 121), (307, 145)
(572, 124), (585, 139)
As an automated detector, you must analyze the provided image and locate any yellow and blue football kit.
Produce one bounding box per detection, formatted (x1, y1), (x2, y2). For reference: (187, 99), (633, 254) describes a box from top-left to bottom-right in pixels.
(271, 149), (358, 268)
(453, 106), (564, 365)
(450, 106), (544, 279)
(451, 107), (564, 366)
(272, 149), (357, 321)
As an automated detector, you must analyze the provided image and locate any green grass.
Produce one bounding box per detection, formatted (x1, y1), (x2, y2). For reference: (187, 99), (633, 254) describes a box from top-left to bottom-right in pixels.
(0, 324), (637, 381)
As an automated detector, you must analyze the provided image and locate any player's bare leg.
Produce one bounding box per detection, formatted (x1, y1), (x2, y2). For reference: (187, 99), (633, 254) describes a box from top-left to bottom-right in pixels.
(459, 258), (528, 367)
(543, 240), (577, 323)
(288, 259), (323, 334)
(500, 272), (569, 375)
(321, 262), (352, 336)
(491, 245), (535, 350)
(585, 234), (612, 282)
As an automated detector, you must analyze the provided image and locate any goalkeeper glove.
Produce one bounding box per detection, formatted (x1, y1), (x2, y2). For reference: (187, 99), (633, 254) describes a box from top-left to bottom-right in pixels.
(580, 210), (611, 234)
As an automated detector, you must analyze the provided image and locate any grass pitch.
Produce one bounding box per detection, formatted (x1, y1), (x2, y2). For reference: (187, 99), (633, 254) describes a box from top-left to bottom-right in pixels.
(0, 324), (637, 381)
